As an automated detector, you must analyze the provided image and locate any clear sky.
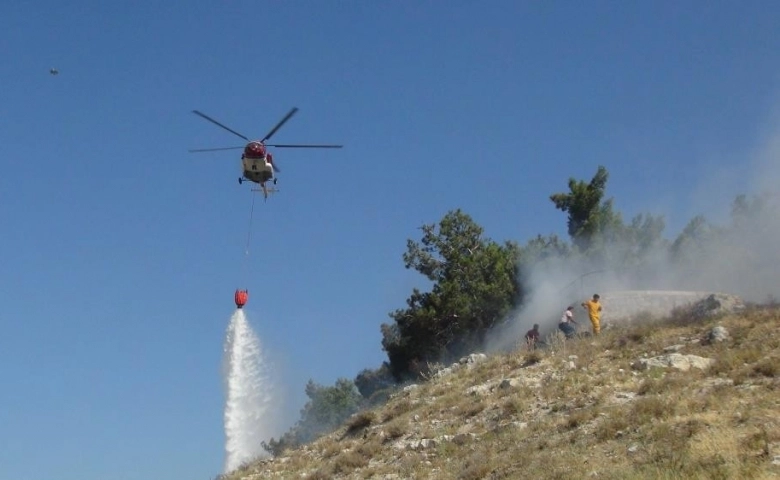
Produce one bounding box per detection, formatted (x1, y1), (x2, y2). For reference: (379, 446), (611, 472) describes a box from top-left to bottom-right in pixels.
(1, 2), (779, 479)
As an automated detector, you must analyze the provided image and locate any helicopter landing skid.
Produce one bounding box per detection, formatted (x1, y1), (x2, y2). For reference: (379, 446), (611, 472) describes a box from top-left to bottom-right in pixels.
(251, 187), (279, 194)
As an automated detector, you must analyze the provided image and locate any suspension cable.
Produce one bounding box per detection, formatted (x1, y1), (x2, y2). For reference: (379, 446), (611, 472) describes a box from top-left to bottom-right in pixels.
(242, 191), (257, 282)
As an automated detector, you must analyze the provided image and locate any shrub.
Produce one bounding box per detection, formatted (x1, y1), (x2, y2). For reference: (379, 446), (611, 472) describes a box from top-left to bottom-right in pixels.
(632, 395), (672, 424)
(333, 451), (369, 473)
(354, 363), (396, 399)
(523, 350), (543, 366)
(382, 398), (414, 422)
(751, 357), (779, 378)
(344, 411), (375, 436)
(367, 386), (395, 407)
(384, 420), (406, 441)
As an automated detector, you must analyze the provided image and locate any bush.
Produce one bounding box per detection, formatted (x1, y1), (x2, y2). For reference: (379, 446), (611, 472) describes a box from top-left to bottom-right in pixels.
(354, 363), (396, 399)
(367, 386), (396, 407)
(263, 378), (365, 454)
(344, 411), (375, 436)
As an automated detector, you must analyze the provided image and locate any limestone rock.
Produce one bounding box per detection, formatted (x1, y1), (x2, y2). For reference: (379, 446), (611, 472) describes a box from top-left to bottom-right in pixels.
(459, 353), (488, 367)
(705, 325), (730, 344)
(466, 383), (492, 396)
(632, 353), (714, 371)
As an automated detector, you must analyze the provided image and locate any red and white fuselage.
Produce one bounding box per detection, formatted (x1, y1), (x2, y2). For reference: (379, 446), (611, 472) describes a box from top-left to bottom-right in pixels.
(241, 141), (275, 184)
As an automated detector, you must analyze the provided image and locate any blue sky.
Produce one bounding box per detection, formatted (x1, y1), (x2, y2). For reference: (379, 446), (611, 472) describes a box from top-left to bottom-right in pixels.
(1, 1), (779, 478)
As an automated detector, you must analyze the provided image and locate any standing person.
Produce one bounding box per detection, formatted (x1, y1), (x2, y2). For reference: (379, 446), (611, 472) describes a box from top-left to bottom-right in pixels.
(525, 324), (541, 348)
(581, 294), (603, 335)
(558, 306), (578, 338)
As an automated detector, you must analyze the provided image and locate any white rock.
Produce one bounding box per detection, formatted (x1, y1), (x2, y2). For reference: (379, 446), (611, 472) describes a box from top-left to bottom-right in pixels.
(459, 353), (487, 365)
(498, 378), (522, 389)
(466, 384), (491, 396)
(663, 344), (685, 352)
(707, 326), (730, 343)
(632, 353), (714, 371)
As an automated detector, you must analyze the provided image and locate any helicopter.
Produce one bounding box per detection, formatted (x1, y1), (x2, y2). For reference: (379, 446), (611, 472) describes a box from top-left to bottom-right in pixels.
(189, 108), (343, 199)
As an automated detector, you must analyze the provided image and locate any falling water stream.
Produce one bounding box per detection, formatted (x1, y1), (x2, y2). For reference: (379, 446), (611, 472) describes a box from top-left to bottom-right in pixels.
(222, 309), (274, 472)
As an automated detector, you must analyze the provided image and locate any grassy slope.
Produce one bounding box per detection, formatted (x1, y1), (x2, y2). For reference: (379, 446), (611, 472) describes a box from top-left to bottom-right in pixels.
(222, 306), (780, 480)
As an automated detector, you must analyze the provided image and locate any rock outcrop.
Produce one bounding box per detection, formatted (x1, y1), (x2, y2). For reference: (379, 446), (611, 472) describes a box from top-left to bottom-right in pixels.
(601, 290), (744, 324)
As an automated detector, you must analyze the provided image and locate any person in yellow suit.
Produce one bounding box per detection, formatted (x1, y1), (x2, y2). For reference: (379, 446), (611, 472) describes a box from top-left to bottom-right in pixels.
(581, 294), (603, 335)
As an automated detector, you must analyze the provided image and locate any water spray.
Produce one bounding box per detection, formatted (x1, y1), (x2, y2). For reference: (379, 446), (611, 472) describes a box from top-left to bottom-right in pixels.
(221, 191), (272, 473)
(222, 308), (274, 472)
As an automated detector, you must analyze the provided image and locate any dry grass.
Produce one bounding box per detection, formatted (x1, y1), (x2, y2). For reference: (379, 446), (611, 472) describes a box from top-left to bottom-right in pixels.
(382, 419), (406, 441)
(453, 399), (486, 418)
(380, 398), (414, 422)
(522, 349), (543, 366)
(342, 410), (374, 437)
(751, 356), (780, 378)
(219, 306), (780, 480)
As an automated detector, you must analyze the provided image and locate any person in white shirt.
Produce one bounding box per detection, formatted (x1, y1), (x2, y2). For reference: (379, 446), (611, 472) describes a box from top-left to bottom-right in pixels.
(558, 306), (578, 338)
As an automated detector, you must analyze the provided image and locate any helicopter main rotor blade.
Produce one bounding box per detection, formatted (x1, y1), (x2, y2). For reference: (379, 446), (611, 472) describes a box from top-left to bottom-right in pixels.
(266, 144), (344, 148)
(188, 146), (244, 152)
(262, 107), (299, 143)
(192, 110), (250, 141)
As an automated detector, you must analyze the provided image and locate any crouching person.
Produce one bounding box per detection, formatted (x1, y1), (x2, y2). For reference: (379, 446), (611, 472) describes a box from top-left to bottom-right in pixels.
(558, 306), (578, 339)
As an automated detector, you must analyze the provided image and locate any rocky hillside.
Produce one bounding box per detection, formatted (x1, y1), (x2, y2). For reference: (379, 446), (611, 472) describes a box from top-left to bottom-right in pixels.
(220, 300), (780, 480)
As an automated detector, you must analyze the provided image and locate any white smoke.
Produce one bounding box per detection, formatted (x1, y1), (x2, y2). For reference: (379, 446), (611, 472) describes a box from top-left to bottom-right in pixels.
(486, 257), (627, 351)
(665, 117), (780, 302)
(487, 117), (780, 352)
(222, 309), (277, 472)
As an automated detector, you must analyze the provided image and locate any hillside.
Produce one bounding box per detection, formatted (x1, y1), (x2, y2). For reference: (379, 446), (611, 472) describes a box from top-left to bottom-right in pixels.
(220, 302), (780, 480)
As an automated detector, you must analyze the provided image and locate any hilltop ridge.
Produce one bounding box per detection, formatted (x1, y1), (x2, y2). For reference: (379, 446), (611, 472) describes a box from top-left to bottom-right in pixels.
(220, 300), (780, 480)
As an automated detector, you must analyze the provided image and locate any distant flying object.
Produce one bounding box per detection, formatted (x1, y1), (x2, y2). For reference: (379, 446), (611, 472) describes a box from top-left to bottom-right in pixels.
(49, 68), (59, 75)
(189, 108), (343, 200)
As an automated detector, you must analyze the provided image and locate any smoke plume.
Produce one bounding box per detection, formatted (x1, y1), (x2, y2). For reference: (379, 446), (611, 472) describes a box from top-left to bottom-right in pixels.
(487, 121), (780, 352)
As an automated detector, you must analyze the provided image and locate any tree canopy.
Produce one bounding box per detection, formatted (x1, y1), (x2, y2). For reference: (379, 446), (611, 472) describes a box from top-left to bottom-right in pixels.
(549, 166), (622, 251)
(262, 378), (363, 455)
(380, 209), (521, 380)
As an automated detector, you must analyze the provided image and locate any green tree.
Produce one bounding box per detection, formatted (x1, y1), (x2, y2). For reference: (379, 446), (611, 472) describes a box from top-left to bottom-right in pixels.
(626, 213), (666, 255)
(550, 166), (623, 251)
(731, 193), (770, 226)
(515, 234), (572, 284)
(262, 378), (363, 455)
(670, 214), (715, 261)
(595, 212), (667, 269)
(518, 234), (571, 263)
(354, 363), (395, 400)
(381, 209), (521, 380)
(295, 379), (363, 442)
